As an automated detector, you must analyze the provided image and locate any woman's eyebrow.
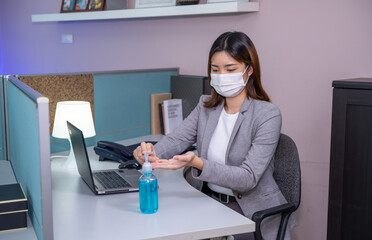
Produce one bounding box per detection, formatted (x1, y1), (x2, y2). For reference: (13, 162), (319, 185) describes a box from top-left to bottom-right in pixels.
(224, 64), (238, 67)
(211, 63), (238, 68)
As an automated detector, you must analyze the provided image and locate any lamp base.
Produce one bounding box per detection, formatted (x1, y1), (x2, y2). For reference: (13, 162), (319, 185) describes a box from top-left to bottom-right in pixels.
(62, 139), (77, 169)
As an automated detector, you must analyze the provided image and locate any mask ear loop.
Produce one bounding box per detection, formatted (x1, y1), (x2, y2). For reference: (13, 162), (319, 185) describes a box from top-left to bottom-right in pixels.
(243, 65), (249, 75)
(242, 65), (250, 84)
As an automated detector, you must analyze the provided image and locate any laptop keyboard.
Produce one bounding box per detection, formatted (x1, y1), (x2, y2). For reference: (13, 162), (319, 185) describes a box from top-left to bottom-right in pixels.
(94, 171), (131, 189)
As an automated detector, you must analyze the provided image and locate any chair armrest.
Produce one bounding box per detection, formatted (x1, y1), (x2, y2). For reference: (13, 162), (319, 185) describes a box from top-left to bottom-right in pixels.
(252, 203), (296, 222)
(252, 203), (296, 240)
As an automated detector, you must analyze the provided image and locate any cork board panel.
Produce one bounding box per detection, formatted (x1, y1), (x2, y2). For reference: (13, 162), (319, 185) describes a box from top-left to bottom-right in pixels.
(19, 75), (94, 134)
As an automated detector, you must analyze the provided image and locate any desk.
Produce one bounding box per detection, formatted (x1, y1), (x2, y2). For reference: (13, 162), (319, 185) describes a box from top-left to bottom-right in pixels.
(52, 135), (254, 239)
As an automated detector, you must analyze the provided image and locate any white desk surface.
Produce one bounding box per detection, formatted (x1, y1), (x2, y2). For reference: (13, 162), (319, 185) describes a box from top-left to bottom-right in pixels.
(52, 135), (255, 239)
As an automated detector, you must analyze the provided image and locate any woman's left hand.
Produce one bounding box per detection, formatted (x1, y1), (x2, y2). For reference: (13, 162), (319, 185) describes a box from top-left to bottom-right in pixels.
(152, 151), (203, 170)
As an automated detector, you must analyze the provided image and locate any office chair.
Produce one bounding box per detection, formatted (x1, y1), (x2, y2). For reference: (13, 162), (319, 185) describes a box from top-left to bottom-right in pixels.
(252, 133), (301, 240)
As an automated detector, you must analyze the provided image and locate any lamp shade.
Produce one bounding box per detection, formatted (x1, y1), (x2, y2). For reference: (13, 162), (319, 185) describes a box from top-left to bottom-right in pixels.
(52, 101), (96, 139)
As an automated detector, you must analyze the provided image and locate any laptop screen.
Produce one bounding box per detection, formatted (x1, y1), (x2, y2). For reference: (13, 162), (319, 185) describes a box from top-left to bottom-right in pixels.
(67, 121), (96, 193)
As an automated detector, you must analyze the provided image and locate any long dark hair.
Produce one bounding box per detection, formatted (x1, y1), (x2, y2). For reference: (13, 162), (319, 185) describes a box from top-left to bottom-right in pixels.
(204, 32), (270, 108)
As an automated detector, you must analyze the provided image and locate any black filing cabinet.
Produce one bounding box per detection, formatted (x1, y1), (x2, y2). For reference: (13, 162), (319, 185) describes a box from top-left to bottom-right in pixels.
(328, 78), (372, 239)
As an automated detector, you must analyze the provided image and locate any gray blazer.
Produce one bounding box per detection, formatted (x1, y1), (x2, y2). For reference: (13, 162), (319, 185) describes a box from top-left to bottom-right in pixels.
(155, 95), (293, 239)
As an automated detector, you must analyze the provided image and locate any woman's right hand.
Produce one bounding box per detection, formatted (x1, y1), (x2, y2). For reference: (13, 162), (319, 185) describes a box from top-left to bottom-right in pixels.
(133, 142), (158, 165)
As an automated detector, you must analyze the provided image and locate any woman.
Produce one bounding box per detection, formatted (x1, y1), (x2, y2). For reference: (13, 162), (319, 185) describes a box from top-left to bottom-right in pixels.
(134, 32), (294, 239)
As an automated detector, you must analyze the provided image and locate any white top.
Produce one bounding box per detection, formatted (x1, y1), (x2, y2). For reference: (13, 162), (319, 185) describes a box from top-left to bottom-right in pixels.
(207, 108), (239, 196)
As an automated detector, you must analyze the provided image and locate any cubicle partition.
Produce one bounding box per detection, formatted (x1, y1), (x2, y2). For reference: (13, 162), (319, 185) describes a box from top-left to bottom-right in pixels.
(4, 76), (53, 240)
(46, 70), (177, 153)
(93, 70), (176, 142)
(17, 70), (212, 154)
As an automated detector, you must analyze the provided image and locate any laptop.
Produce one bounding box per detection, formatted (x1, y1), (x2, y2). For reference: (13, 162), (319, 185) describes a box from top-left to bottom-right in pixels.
(67, 121), (142, 195)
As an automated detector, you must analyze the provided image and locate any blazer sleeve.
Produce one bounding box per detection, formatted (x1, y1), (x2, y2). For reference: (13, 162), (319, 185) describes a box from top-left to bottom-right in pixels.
(154, 96), (205, 159)
(192, 104), (282, 193)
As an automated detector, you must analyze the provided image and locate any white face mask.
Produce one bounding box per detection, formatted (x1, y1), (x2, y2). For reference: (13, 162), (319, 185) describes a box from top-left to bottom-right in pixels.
(210, 66), (249, 97)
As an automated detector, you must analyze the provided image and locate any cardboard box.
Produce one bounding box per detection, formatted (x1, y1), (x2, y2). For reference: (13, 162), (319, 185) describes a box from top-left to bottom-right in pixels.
(150, 93), (172, 135)
(0, 183), (28, 232)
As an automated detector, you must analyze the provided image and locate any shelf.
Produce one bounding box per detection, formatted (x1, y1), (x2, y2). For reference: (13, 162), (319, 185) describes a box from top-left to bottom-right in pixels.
(31, 2), (259, 23)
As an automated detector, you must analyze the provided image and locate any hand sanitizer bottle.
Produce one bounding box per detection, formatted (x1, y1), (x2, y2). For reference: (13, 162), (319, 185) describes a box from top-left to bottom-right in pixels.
(139, 153), (158, 214)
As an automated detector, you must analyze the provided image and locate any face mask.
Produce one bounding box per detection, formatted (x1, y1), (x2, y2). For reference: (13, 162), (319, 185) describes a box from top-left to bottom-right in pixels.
(210, 66), (249, 97)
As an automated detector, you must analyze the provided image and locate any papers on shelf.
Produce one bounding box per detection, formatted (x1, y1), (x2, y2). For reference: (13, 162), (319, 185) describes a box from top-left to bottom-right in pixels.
(161, 99), (183, 135)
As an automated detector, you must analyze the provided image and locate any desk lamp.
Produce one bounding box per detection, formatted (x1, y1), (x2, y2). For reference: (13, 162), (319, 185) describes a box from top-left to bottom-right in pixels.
(52, 101), (96, 168)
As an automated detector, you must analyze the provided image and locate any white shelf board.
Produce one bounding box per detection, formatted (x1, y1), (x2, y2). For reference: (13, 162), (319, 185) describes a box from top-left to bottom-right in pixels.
(31, 2), (259, 23)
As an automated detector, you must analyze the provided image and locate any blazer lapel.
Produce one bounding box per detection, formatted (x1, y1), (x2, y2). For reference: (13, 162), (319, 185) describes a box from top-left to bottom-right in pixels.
(200, 103), (224, 158)
(225, 98), (252, 163)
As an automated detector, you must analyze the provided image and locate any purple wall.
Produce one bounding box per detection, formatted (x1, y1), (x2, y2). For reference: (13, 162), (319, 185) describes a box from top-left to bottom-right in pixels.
(1, 0), (372, 239)
(0, 16), (3, 74)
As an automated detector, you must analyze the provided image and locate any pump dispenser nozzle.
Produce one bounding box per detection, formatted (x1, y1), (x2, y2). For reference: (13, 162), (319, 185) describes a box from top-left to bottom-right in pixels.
(142, 152), (154, 173)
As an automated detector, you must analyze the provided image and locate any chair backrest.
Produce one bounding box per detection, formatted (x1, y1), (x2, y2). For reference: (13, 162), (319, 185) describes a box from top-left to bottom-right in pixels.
(273, 133), (301, 210)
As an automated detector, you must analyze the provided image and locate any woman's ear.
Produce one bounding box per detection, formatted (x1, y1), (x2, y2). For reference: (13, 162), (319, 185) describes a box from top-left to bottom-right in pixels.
(247, 65), (254, 77)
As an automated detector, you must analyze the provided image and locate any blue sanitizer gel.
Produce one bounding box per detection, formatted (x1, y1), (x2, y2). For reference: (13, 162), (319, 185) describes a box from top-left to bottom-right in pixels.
(139, 153), (158, 214)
